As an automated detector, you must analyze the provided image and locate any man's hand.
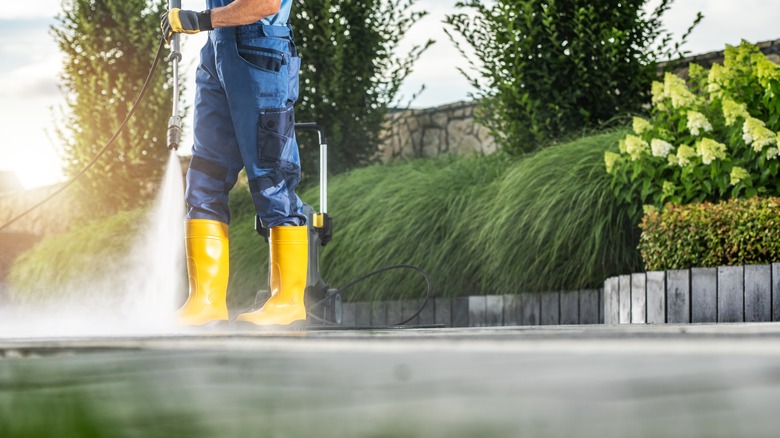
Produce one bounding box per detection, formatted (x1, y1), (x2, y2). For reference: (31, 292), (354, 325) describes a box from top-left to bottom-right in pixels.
(160, 8), (213, 43)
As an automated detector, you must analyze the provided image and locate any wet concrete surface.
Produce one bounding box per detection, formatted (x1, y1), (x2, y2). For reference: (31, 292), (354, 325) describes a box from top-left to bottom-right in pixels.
(2, 323), (780, 437)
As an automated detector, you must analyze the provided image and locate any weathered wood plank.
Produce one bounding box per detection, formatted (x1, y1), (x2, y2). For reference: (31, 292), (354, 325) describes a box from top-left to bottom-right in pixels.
(433, 298), (451, 327)
(341, 302), (357, 326)
(631, 273), (647, 324)
(579, 289), (599, 325)
(718, 266), (744, 323)
(666, 270), (690, 323)
(744, 264), (771, 322)
(619, 275), (631, 324)
(691, 267), (717, 323)
(485, 295), (504, 326)
(646, 271), (665, 324)
(354, 302), (372, 326)
(451, 297), (470, 327)
(519, 293), (541, 326)
(603, 277), (619, 325)
(560, 290), (579, 324)
(417, 297), (436, 325)
(774, 263), (780, 322)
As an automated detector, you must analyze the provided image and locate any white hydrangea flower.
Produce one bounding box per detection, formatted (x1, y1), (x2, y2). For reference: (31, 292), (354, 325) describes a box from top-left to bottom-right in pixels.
(767, 147), (779, 160)
(650, 139), (674, 158)
(722, 98), (749, 126)
(676, 144), (697, 166)
(651, 81), (665, 105)
(697, 138), (727, 165)
(707, 64), (726, 97)
(633, 117), (653, 135)
(743, 117), (777, 151)
(604, 151), (620, 173)
(664, 73), (697, 109)
(686, 111), (713, 136)
(730, 166), (749, 186)
(623, 135), (650, 161)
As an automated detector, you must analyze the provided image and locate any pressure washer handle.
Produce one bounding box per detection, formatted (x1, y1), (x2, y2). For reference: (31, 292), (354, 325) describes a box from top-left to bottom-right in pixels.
(294, 122), (328, 215)
(167, 0), (182, 150)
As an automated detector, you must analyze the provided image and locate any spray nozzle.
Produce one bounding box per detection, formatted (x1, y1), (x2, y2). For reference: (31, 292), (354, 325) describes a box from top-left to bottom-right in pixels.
(167, 116), (181, 151)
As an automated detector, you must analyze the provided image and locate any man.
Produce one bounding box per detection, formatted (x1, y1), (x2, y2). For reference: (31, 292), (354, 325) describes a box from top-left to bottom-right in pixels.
(161, 0), (307, 327)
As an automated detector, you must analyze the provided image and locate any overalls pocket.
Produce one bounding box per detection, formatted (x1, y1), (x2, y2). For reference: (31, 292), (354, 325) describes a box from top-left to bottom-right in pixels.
(237, 44), (286, 73)
(258, 105), (295, 165)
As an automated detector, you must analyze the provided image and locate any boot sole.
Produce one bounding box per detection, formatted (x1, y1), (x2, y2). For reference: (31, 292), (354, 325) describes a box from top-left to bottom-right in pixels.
(231, 319), (309, 331)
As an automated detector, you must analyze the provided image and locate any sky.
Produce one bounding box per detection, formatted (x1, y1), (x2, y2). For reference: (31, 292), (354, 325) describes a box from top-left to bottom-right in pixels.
(1, 0), (779, 188)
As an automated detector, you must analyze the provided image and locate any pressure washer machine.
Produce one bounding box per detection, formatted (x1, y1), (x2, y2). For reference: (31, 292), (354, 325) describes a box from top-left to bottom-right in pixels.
(253, 123), (343, 326)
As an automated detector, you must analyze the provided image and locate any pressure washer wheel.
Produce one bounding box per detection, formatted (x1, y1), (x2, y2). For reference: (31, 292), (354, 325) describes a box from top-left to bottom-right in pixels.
(330, 292), (343, 325)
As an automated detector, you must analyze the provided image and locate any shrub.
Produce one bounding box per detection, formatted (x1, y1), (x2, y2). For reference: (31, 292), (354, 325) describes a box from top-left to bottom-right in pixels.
(52, 0), (173, 217)
(445, 0), (701, 155)
(228, 129), (640, 303)
(639, 197), (780, 270)
(292, 0), (432, 181)
(11, 130), (640, 306)
(607, 41), (780, 216)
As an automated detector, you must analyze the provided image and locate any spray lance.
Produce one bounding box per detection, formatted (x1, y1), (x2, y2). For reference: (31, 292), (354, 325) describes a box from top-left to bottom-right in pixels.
(166, 0), (183, 151)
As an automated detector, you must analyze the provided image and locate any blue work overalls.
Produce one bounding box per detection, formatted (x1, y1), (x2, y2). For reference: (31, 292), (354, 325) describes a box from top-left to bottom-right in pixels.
(186, 0), (305, 228)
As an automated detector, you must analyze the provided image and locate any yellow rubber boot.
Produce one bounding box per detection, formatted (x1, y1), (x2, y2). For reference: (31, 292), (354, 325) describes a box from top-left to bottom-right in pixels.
(236, 225), (308, 326)
(175, 219), (230, 326)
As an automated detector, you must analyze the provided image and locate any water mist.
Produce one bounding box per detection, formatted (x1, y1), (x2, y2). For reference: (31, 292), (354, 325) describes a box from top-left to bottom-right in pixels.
(1, 152), (187, 338)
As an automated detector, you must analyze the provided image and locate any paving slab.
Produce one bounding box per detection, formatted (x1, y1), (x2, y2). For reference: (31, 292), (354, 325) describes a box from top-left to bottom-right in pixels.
(3, 324), (780, 438)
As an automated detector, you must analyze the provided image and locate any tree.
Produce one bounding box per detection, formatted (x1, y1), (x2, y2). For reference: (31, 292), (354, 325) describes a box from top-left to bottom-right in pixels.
(52, 0), (174, 216)
(445, 0), (703, 156)
(291, 0), (432, 181)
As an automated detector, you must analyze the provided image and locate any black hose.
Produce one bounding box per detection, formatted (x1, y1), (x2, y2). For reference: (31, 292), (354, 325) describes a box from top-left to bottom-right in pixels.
(306, 264), (434, 327)
(0, 38), (167, 232)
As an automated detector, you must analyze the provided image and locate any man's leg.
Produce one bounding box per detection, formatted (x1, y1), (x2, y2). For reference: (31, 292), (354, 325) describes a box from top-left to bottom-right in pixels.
(213, 31), (308, 325)
(176, 40), (243, 326)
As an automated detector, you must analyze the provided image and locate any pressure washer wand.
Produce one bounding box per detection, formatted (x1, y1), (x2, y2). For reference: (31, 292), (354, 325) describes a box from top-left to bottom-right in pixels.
(166, 0), (182, 150)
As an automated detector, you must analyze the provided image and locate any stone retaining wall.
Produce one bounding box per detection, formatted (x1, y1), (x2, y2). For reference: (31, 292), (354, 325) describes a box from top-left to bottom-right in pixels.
(377, 101), (497, 161)
(603, 264), (780, 324)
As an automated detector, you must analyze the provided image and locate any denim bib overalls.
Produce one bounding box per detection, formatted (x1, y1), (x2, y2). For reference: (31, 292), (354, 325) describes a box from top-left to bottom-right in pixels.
(186, 0), (305, 227)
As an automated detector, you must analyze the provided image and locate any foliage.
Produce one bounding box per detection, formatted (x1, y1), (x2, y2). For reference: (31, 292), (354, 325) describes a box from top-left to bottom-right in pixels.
(225, 129), (640, 304)
(607, 41), (780, 217)
(639, 197), (780, 270)
(445, 0), (701, 155)
(291, 0), (433, 181)
(11, 131), (640, 304)
(52, 0), (174, 217)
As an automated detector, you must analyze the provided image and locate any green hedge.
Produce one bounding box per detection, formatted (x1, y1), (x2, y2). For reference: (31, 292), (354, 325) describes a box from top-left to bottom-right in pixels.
(10, 129), (641, 307)
(639, 197), (780, 271)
